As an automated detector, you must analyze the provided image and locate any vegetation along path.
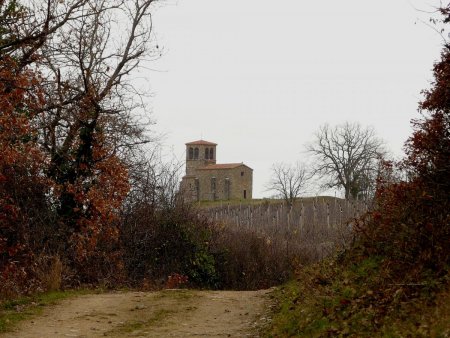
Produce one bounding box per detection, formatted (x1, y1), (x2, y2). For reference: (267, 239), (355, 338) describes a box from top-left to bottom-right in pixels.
(1, 289), (273, 337)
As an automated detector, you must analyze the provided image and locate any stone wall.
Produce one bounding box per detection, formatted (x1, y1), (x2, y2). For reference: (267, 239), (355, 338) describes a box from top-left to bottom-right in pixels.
(196, 165), (253, 201)
(181, 165), (253, 201)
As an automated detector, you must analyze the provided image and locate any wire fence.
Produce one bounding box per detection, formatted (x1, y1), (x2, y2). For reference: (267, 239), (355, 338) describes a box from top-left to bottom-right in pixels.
(201, 198), (369, 261)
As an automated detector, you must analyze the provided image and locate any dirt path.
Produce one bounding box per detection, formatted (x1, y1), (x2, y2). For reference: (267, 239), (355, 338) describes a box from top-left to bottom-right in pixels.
(1, 289), (273, 337)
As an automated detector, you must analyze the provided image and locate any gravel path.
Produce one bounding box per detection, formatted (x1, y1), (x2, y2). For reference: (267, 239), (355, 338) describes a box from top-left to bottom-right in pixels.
(1, 289), (273, 337)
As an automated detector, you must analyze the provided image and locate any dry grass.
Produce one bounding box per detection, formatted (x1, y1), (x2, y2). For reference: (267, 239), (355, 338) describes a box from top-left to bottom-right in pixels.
(35, 255), (63, 291)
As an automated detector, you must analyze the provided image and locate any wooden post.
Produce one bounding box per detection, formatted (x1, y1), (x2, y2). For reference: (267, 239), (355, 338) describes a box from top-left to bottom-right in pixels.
(313, 200), (317, 227)
(326, 203), (330, 229)
(300, 199), (304, 231)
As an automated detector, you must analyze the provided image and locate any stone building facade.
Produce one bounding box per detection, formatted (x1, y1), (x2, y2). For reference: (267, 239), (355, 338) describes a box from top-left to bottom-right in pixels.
(181, 140), (253, 201)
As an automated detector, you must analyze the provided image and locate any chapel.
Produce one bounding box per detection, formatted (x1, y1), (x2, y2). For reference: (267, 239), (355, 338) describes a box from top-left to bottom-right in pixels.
(181, 140), (253, 201)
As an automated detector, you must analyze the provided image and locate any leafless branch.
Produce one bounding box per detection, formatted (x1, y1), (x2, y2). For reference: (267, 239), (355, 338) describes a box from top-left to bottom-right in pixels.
(307, 122), (385, 200)
(267, 162), (311, 206)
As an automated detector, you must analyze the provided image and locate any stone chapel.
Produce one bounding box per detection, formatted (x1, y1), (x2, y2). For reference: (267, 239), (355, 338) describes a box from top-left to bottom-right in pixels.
(181, 140), (253, 201)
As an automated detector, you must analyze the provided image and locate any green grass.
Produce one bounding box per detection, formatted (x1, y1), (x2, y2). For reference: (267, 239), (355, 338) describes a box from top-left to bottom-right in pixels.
(156, 289), (196, 300)
(196, 196), (342, 209)
(264, 258), (450, 337)
(0, 289), (96, 333)
(105, 289), (198, 335)
(110, 309), (176, 334)
(196, 198), (276, 208)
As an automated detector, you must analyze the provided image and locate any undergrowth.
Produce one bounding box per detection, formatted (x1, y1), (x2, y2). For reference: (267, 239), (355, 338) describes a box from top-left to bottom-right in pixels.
(266, 255), (450, 337)
(267, 26), (450, 336)
(0, 289), (95, 333)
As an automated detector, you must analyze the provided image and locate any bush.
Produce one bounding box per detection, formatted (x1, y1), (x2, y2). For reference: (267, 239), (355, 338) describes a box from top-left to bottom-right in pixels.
(355, 47), (450, 283)
(120, 198), (302, 290)
(120, 202), (219, 288)
(210, 226), (293, 290)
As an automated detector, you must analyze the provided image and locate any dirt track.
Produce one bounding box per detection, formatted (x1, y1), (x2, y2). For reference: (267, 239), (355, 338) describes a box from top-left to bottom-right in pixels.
(1, 289), (272, 337)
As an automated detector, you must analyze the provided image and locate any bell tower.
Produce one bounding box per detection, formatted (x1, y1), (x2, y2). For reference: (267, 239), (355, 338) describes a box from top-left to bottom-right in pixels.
(185, 140), (217, 175)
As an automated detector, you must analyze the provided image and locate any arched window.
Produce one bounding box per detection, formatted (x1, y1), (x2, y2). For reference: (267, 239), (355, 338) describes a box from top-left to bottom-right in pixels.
(188, 147), (194, 160)
(205, 148), (209, 159)
(194, 147), (199, 159)
(209, 148), (214, 160)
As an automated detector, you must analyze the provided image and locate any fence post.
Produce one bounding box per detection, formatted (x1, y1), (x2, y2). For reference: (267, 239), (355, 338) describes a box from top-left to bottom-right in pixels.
(326, 202), (330, 229)
(301, 199), (305, 231)
(313, 200), (317, 227)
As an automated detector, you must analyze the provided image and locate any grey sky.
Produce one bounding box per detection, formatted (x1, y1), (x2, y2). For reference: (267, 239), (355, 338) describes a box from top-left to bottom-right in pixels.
(144, 1), (443, 198)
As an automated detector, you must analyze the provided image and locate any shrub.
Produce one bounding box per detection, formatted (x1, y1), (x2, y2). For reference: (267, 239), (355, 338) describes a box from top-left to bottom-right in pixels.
(210, 226), (293, 290)
(355, 22), (450, 285)
(120, 202), (219, 288)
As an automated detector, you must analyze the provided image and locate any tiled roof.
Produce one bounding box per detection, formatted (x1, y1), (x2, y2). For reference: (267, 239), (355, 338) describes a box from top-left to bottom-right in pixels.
(197, 163), (246, 170)
(185, 140), (217, 146)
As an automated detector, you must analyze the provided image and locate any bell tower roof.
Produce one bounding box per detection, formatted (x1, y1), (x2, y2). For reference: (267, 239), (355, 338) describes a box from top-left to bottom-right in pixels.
(185, 140), (217, 146)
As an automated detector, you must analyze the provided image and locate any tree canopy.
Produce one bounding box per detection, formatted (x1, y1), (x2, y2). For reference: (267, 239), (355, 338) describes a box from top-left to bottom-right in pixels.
(308, 122), (385, 200)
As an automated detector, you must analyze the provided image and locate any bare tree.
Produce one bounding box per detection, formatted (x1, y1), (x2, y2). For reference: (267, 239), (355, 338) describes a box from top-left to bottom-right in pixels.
(307, 122), (385, 200)
(125, 147), (185, 212)
(267, 162), (310, 206)
(0, 0), (92, 69)
(38, 0), (158, 159)
(1, 0), (159, 164)
(1, 0), (160, 234)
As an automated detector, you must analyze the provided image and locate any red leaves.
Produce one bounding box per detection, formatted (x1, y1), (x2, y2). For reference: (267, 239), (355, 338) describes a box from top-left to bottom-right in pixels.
(409, 48), (450, 189)
(165, 273), (189, 289)
(0, 57), (48, 293)
(356, 30), (450, 280)
(339, 298), (351, 306)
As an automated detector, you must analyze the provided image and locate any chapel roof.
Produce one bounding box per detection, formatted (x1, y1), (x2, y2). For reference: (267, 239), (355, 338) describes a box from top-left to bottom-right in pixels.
(197, 163), (252, 170)
(185, 140), (217, 146)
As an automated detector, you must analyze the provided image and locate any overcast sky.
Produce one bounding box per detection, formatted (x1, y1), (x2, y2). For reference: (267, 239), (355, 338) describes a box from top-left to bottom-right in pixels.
(142, 0), (444, 198)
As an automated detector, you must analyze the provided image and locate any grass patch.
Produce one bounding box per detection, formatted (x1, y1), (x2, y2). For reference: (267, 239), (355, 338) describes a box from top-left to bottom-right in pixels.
(196, 198), (277, 208)
(196, 196), (340, 209)
(264, 258), (450, 337)
(0, 289), (96, 333)
(105, 289), (197, 335)
(108, 309), (176, 335)
(156, 289), (196, 300)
